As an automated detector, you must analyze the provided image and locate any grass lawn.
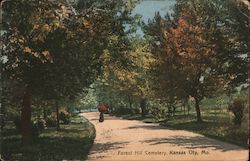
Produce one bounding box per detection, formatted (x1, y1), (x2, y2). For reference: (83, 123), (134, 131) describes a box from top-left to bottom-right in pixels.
(160, 110), (248, 148)
(1, 114), (96, 161)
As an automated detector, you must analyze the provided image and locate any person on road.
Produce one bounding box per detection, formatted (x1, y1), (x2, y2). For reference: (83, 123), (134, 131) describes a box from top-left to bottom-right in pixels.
(98, 105), (108, 122)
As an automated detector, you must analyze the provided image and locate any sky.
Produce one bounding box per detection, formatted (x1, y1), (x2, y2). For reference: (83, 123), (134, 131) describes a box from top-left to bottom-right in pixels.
(131, 0), (176, 35)
(133, 0), (176, 23)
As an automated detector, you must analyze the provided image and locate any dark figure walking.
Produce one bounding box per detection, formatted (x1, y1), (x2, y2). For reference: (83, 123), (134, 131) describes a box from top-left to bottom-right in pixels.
(98, 105), (108, 122)
(99, 112), (104, 122)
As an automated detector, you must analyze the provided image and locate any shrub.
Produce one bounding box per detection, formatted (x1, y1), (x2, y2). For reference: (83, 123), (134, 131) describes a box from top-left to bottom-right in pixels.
(13, 116), (40, 138)
(36, 118), (46, 130)
(45, 113), (57, 127)
(31, 121), (39, 138)
(131, 108), (141, 114)
(59, 110), (71, 124)
(150, 107), (168, 122)
(13, 116), (21, 132)
(113, 107), (131, 115)
(228, 97), (246, 126)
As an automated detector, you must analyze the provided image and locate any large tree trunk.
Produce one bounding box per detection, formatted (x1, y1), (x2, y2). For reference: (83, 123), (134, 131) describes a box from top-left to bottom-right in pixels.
(194, 97), (202, 122)
(56, 101), (60, 131)
(21, 86), (32, 145)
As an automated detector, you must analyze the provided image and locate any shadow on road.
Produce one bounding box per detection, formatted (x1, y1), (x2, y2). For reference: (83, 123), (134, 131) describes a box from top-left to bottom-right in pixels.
(124, 124), (170, 130)
(88, 115), (122, 122)
(140, 136), (243, 152)
(89, 141), (129, 155)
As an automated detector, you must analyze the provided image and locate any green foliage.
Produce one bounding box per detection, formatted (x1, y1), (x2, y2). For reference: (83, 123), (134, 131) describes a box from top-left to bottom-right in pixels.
(228, 97), (246, 126)
(112, 106), (132, 115)
(31, 121), (40, 138)
(150, 106), (167, 122)
(142, 0), (249, 122)
(2, 115), (95, 161)
(13, 116), (21, 132)
(13, 117), (40, 138)
(35, 119), (47, 131)
(1, 0), (138, 142)
(131, 107), (141, 114)
(59, 110), (71, 124)
(45, 113), (57, 128)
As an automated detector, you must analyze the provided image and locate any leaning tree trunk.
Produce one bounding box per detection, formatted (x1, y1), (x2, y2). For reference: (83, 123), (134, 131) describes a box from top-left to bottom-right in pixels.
(194, 97), (202, 122)
(21, 86), (32, 145)
(55, 101), (60, 131)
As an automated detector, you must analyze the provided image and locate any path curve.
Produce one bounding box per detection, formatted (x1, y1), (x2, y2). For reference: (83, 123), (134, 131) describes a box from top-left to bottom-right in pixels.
(82, 112), (248, 161)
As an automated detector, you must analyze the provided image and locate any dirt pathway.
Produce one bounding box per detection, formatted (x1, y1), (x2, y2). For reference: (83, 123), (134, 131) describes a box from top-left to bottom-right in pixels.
(82, 112), (248, 161)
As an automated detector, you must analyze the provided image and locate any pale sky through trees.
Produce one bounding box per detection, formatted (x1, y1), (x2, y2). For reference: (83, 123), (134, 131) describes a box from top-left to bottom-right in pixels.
(132, 0), (176, 35)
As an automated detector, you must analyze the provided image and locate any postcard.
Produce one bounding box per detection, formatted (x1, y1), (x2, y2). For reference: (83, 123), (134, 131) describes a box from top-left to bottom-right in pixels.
(1, 0), (249, 161)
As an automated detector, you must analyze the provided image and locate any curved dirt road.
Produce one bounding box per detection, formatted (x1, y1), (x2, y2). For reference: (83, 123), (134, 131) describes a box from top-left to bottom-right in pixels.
(82, 112), (248, 161)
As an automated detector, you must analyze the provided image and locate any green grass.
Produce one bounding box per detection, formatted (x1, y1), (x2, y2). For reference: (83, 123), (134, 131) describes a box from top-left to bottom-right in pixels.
(111, 91), (249, 148)
(1, 115), (96, 161)
(160, 110), (248, 148)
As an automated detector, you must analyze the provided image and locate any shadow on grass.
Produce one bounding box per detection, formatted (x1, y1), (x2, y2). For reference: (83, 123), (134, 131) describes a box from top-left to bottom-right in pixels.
(162, 121), (217, 131)
(161, 121), (248, 148)
(2, 136), (93, 161)
(2, 115), (96, 161)
(141, 135), (244, 152)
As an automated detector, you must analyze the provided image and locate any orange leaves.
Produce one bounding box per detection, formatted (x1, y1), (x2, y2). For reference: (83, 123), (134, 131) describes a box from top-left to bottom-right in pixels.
(23, 47), (32, 54)
(163, 13), (213, 64)
(23, 46), (53, 63)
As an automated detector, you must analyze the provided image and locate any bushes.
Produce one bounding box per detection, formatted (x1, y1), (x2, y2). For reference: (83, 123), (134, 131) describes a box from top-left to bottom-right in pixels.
(13, 116), (21, 132)
(13, 116), (41, 138)
(45, 110), (71, 127)
(59, 110), (71, 124)
(228, 97), (246, 126)
(36, 118), (46, 130)
(131, 108), (140, 114)
(112, 106), (131, 115)
(150, 106), (168, 122)
(45, 113), (57, 127)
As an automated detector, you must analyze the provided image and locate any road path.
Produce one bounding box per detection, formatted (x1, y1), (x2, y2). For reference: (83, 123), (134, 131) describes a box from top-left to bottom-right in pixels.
(82, 112), (248, 161)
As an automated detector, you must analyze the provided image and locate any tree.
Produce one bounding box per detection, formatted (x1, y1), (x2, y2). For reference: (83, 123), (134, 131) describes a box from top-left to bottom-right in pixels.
(2, 0), (137, 144)
(144, 1), (227, 122)
(212, 0), (249, 93)
(2, 0), (69, 144)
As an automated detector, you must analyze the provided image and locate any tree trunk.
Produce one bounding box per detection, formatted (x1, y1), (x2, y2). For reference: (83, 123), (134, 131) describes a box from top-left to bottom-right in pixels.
(43, 106), (47, 119)
(184, 103), (186, 115)
(128, 95), (132, 110)
(1, 104), (6, 131)
(21, 86), (32, 145)
(56, 101), (60, 131)
(194, 97), (202, 122)
(183, 99), (186, 116)
(173, 105), (176, 116)
(140, 98), (146, 117)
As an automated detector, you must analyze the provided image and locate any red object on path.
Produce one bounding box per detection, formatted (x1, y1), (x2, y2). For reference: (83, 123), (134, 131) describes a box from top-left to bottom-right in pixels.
(98, 105), (108, 112)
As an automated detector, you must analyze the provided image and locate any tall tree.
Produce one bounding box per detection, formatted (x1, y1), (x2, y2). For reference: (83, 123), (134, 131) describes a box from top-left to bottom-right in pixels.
(1, 0), (137, 144)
